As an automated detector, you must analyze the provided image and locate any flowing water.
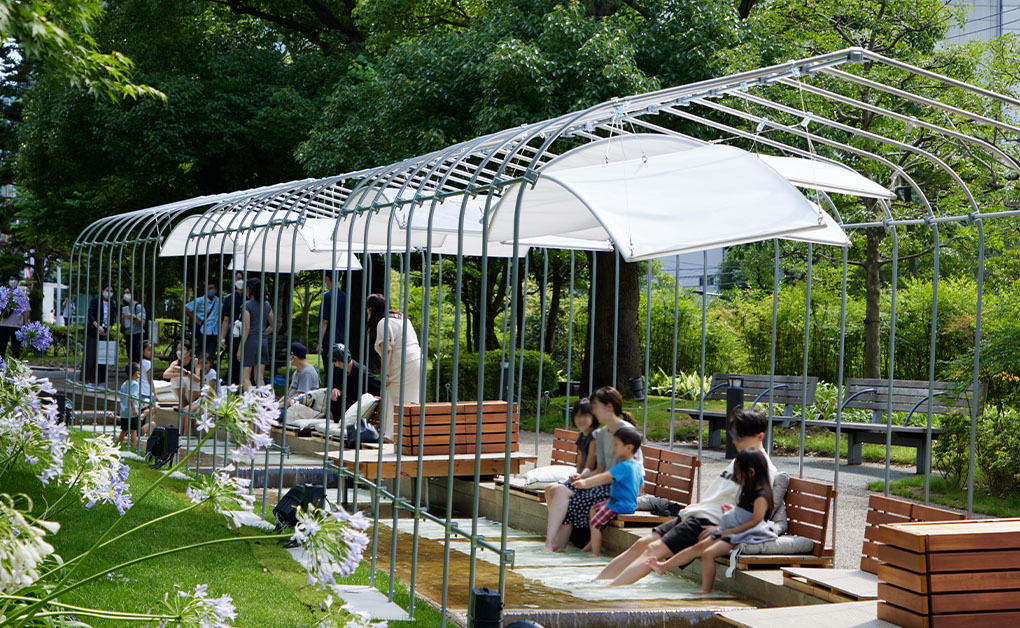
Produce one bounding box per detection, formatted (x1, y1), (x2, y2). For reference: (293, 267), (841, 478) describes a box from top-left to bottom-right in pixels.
(371, 518), (753, 613)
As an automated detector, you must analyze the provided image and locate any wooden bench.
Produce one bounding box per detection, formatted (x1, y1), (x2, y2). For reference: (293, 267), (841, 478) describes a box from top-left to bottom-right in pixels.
(727, 476), (835, 569)
(782, 494), (964, 601)
(507, 428), (699, 526)
(674, 373), (818, 448)
(399, 401), (519, 456)
(805, 378), (984, 473)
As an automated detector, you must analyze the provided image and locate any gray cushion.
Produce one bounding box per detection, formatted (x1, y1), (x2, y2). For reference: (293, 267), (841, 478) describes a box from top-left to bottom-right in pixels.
(739, 534), (814, 555)
(771, 472), (790, 535)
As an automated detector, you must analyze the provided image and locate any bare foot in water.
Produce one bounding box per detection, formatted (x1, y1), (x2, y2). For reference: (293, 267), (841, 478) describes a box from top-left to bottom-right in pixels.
(580, 543), (592, 553)
(646, 556), (666, 575)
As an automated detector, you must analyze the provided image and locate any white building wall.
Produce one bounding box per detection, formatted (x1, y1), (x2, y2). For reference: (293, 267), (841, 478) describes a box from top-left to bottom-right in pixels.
(945, 1), (1020, 43)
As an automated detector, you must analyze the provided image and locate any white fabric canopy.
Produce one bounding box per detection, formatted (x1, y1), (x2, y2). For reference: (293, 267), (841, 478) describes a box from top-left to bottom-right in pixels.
(488, 143), (834, 261)
(229, 225), (362, 272)
(159, 210), (302, 257)
(781, 203), (851, 247)
(757, 155), (894, 199)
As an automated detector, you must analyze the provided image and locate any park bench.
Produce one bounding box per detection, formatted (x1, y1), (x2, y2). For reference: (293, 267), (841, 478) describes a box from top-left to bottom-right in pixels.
(781, 494), (963, 601)
(399, 401), (519, 455)
(507, 428), (698, 527)
(724, 476), (836, 570)
(674, 373), (818, 448)
(804, 378), (984, 473)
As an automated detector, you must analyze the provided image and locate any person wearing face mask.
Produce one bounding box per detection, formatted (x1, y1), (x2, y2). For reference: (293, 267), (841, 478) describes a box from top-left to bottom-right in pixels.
(0, 273), (29, 358)
(185, 281), (221, 358)
(318, 272), (347, 369)
(219, 271), (246, 387)
(83, 283), (113, 385)
(120, 288), (147, 380)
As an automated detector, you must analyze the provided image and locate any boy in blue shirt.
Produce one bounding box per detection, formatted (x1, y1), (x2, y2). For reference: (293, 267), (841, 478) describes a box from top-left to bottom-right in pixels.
(572, 427), (643, 556)
(118, 363), (142, 449)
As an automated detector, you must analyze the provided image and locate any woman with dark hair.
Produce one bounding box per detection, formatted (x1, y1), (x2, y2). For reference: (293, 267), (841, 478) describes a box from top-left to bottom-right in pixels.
(238, 278), (274, 391)
(162, 339), (200, 407)
(83, 283), (113, 385)
(366, 293), (421, 441)
(543, 386), (643, 552)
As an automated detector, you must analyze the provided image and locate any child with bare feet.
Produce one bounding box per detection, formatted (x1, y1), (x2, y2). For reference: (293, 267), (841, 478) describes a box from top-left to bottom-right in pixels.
(645, 448), (774, 592)
(571, 428), (643, 557)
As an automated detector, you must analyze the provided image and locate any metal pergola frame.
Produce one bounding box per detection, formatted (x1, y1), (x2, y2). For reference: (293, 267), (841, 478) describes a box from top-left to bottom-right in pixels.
(66, 47), (1019, 622)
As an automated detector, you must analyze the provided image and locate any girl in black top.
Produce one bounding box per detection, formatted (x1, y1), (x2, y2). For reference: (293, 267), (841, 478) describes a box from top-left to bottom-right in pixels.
(570, 397), (599, 475)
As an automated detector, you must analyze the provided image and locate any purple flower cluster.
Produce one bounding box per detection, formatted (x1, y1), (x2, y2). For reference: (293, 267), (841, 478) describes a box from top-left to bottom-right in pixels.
(0, 359), (69, 484)
(158, 584), (237, 628)
(196, 384), (279, 464)
(0, 286), (29, 320)
(292, 505), (370, 588)
(84, 461), (133, 515)
(15, 322), (53, 353)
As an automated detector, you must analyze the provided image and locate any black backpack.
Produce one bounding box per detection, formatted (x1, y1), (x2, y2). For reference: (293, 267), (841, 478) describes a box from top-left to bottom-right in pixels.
(344, 417), (379, 448)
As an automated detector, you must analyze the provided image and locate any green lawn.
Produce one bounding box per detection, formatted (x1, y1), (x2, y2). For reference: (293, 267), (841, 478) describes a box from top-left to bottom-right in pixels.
(867, 475), (1020, 518)
(5, 450), (442, 627)
(522, 395), (918, 466)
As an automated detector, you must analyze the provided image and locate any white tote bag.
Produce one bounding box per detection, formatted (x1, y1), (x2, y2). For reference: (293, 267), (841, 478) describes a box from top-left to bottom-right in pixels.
(96, 340), (119, 365)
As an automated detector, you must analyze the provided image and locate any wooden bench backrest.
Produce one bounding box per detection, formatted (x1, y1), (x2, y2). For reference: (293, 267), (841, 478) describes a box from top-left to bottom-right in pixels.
(706, 373), (819, 406)
(643, 445), (699, 507)
(548, 428), (699, 507)
(784, 477), (836, 557)
(859, 494), (964, 574)
(552, 428), (579, 467)
(842, 378), (984, 415)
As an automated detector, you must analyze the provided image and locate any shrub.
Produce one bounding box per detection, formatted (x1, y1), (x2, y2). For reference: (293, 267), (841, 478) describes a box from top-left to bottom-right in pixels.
(934, 408), (1020, 498)
(431, 349), (558, 403)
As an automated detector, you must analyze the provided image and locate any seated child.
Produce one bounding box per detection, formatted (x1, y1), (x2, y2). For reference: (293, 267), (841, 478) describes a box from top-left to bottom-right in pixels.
(646, 448), (775, 592)
(118, 363), (143, 448)
(570, 397), (599, 477)
(570, 427), (643, 557)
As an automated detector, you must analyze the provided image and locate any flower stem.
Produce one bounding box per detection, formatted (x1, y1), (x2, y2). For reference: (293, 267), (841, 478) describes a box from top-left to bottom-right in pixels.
(8, 533), (289, 626)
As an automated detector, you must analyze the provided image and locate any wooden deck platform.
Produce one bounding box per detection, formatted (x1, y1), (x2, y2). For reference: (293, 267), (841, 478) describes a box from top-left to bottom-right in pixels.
(718, 601), (896, 628)
(782, 567), (877, 602)
(329, 444), (536, 479)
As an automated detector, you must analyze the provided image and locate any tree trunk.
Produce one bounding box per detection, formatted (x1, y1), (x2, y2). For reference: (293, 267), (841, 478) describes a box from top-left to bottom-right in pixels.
(863, 225), (884, 379)
(30, 245), (46, 322)
(544, 267), (563, 352)
(584, 251), (642, 396)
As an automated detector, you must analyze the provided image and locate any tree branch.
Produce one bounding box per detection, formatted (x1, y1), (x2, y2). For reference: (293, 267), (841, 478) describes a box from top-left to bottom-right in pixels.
(878, 246), (936, 266)
(210, 0), (330, 51)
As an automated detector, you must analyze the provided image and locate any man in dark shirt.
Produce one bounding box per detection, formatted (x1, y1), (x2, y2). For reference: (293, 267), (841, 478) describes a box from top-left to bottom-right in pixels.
(318, 273), (347, 366)
(219, 271), (246, 386)
(328, 343), (380, 423)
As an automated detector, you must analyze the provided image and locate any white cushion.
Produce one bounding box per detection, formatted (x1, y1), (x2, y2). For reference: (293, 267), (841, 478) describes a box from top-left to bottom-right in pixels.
(290, 417), (328, 431)
(523, 465), (575, 487)
(343, 394), (378, 429)
(739, 535), (815, 555)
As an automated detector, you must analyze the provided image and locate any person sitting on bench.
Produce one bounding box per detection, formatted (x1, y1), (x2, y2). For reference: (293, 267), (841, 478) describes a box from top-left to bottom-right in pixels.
(594, 408), (777, 586)
(279, 342), (319, 408)
(328, 343), (380, 422)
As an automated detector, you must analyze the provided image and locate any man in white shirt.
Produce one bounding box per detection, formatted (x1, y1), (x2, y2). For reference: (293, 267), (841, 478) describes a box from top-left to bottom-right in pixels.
(594, 408), (778, 586)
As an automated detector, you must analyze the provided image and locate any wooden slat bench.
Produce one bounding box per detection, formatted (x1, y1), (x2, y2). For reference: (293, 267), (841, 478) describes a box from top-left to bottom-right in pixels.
(727, 476), (836, 569)
(782, 495), (963, 601)
(674, 373), (818, 448)
(805, 378), (984, 473)
(400, 401), (519, 456)
(503, 428), (699, 526)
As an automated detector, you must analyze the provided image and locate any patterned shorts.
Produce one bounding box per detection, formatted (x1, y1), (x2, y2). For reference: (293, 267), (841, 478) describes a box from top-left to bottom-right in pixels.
(589, 500), (617, 530)
(562, 481), (613, 528)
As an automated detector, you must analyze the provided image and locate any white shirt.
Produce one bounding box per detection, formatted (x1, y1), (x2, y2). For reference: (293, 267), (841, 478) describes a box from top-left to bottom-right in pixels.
(677, 448), (778, 525)
(140, 358), (153, 397)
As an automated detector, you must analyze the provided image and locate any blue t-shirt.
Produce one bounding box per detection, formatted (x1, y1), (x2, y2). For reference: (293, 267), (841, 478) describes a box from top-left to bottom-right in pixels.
(608, 458), (643, 514)
(119, 379), (140, 418)
(185, 296), (221, 335)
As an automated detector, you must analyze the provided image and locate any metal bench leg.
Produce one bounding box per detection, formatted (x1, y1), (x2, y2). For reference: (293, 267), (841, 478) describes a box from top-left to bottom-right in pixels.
(708, 427), (722, 449)
(915, 443), (929, 476)
(846, 432), (863, 465)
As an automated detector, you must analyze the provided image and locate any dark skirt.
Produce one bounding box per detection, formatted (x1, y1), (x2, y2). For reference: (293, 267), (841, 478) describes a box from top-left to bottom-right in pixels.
(562, 481), (613, 529)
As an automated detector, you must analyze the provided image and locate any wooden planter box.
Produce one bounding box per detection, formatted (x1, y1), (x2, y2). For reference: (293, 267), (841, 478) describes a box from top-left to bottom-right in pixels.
(399, 401), (519, 456)
(875, 518), (1020, 628)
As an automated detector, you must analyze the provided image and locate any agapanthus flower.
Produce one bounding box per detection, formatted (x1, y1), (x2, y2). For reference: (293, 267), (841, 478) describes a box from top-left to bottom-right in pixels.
(185, 464), (255, 528)
(0, 495), (60, 593)
(195, 384), (279, 464)
(315, 596), (385, 628)
(0, 286), (28, 320)
(71, 435), (133, 515)
(157, 584), (237, 628)
(0, 357), (69, 484)
(15, 321), (53, 353)
(291, 504), (370, 588)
